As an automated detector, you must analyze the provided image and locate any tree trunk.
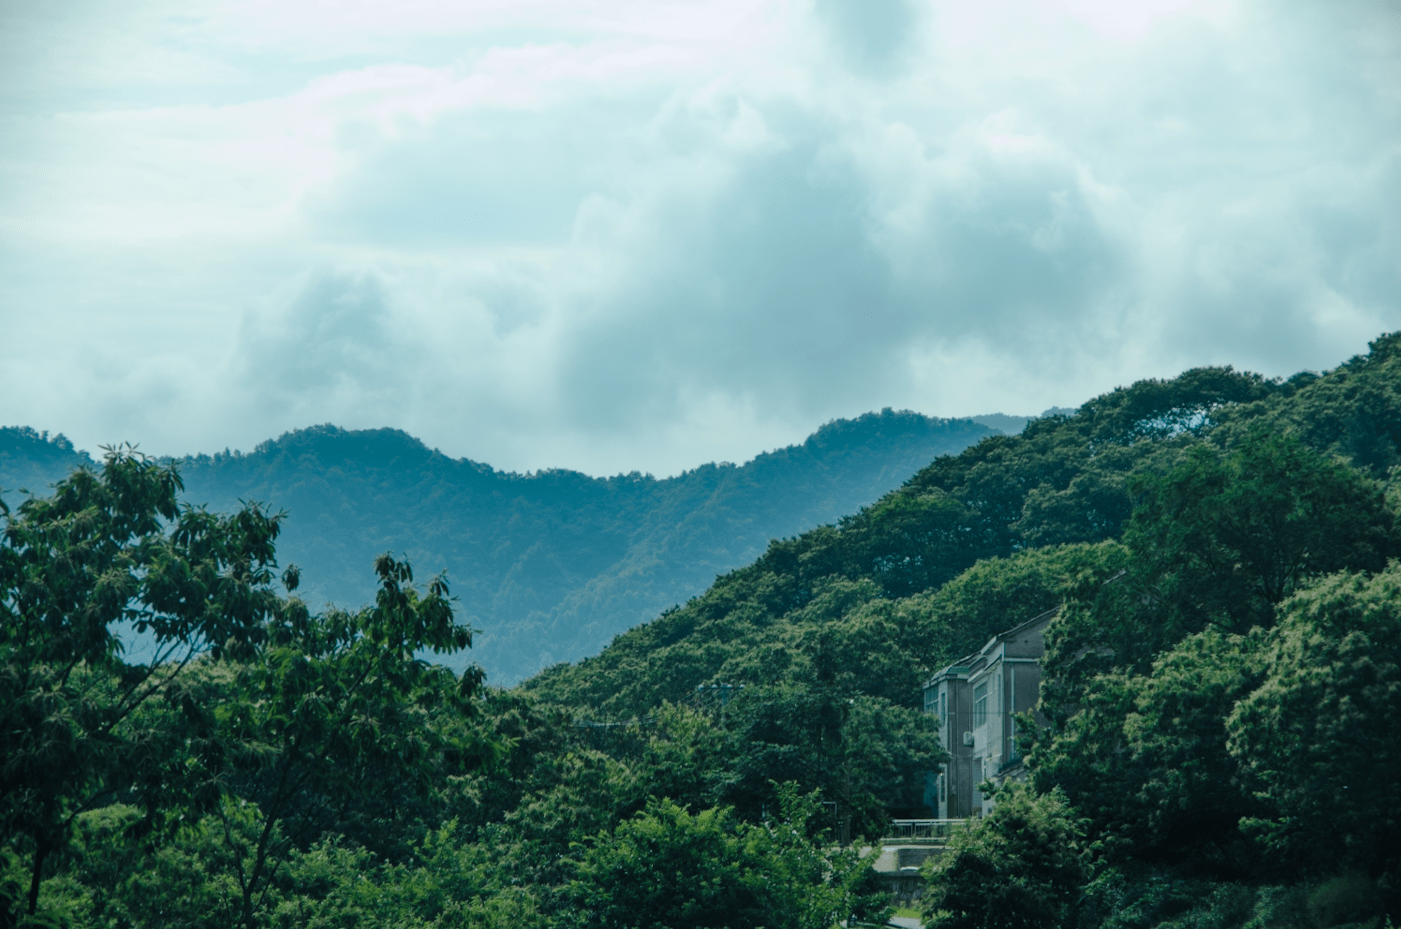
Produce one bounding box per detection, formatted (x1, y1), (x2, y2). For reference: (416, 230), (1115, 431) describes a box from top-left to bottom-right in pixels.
(27, 841), (47, 917)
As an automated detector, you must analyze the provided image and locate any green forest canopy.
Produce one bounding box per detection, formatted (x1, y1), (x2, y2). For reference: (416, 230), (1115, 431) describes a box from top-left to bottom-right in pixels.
(8, 333), (1401, 927)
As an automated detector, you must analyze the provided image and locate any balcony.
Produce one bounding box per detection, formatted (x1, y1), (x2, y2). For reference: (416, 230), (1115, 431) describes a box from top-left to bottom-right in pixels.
(883, 818), (968, 845)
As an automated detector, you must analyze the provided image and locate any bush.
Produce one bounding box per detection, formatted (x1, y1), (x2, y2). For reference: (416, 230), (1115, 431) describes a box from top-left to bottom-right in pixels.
(921, 785), (1090, 929)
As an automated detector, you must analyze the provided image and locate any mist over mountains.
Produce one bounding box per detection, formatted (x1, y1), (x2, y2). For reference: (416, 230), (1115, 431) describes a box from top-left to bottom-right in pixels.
(1, 408), (1043, 683)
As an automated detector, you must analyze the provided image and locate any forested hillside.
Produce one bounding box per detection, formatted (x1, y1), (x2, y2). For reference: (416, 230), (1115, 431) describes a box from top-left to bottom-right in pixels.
(529, 335), (1401, 926)
(0, 410), (996, 682)
(7, 336), (1401, 928)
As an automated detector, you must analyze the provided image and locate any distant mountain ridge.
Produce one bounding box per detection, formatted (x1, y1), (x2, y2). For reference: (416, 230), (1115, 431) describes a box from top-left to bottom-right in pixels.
(0, 409), (1034, 682)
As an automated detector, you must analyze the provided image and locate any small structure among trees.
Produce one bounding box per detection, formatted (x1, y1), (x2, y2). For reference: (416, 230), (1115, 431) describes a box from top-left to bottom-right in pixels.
(923, 609), (1055, 818)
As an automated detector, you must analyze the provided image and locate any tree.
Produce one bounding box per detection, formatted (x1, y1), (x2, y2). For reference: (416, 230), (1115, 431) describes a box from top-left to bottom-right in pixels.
(920, 784), (1090, 929)
(0, 449), (288, 925)
(1042, 431), (1398, 721)
(719, 626), (943, 840)
(906, 541), (1131, 672)
(1227, 565), (1401, 914)
(1028, 631), (1264, 875)
(205, 554), (495, 929)
(567, 787), (886, 929)
(1124, 430), (1396, 637)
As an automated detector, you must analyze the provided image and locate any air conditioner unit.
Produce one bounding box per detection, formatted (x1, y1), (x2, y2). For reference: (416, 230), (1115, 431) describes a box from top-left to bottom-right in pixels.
(962, 731), (974, 747)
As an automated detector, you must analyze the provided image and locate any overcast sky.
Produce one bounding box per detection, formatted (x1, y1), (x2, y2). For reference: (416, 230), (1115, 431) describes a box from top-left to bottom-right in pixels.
(2, 0), (1398, 476)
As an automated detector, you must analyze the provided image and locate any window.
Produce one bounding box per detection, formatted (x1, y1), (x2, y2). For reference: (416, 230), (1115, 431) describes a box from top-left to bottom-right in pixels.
(939, 691), (947, 727)
(973, 681), (988, 728)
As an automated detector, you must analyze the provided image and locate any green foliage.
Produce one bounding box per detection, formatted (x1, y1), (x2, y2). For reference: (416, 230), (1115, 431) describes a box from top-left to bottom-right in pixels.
(907, 541), (1131, 664)
(197, 554), (496, 928)
(1042, 431), (1398, 724)
(567, 799), (771, 929)
(1025, 430), (1401, 908)
(1125, 431), (1397, 633)
(920, 784), (1090, 929)
(45, 805), (544, 929)
(256, 822), (544, 929)
(14, 337), (1401, 928)
(1032, 435), (1400, 882)
(1077, 870), (1391, 929)
(1227, 565), (1401, 906)
(1, 450), (497, 928)
(1304, 873), (1385, 929)
(1213, 331), (1401, 478)
(1029, 631), (1263, 873)
(0, 449), (290, 925)
(567, 788), (886, 929)
(720, 686), (943, 838)
(528, 542), (1130, 723)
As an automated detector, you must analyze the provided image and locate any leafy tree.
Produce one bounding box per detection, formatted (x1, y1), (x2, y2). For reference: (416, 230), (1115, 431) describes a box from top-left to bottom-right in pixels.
(450, 689), (585, 834)
(920, 784), (1090, 929)
(1043, 431), (1398, 719)
(1072, 366), (1279, 446)
(1029, 631), (1263, 875)
(205, 554), (495, 929)
(721, 685), (942, 839)
(498, 748), (640, 889)
(844, 489), (1002, 598)
(903, 541), (1131, 670)
(629, 703), (731, 814)
(0, 449), (289, 925)
(1227, 565), (1401, 913)
(1031, 432), (1398, 882)
(707, 617), (943, 838)
(1125, 430), (1397, 635)
(1213, 331), (1401, 478)
(50, 805), (545, 929)
(567, 799), (770, 929)
(567, 788), (886, 929)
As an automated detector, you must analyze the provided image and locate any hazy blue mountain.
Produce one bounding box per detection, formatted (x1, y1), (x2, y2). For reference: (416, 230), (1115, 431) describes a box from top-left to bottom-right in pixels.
(2, 409), (1000, 682)
(969, 413), (1031, 434)
(970, 407), (1076, 436)
(0, 428), (96, 506)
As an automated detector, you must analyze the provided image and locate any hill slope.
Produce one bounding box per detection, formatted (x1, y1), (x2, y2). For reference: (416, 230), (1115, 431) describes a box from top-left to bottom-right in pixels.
(1, 410), (997, 683)
(525, 335), (1401, 715)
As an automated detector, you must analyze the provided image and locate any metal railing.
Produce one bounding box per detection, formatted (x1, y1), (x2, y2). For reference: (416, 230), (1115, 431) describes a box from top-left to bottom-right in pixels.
(883, 819), (967, 843)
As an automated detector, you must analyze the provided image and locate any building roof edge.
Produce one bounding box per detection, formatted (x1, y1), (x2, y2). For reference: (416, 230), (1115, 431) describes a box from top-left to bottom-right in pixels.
(924, 606), (1062, 689)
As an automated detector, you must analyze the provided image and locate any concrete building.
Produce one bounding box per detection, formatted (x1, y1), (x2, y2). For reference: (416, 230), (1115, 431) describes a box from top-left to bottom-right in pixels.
(922, 608), (1056, 818)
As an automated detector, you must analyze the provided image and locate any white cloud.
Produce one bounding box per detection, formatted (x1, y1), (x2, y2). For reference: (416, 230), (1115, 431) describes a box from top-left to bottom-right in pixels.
(2, 0), (1399, 475)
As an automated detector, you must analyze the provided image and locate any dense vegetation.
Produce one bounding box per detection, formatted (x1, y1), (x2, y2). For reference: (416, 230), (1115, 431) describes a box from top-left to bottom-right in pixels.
(0, 410), (997, 683)
(7, 335), (1401, 927)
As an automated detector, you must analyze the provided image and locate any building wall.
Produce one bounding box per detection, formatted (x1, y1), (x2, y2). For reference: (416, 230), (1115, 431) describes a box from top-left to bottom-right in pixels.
(923, 609), (1056, 819)
(927, 672), (977, 819)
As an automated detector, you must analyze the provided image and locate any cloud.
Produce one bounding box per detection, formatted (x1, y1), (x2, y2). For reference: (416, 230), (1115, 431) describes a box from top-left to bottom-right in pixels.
(2, 0), (1400, 477)
(813, 0), (927, 77)
(236, 270), (404, 401)
(528, 96), (1133, 437)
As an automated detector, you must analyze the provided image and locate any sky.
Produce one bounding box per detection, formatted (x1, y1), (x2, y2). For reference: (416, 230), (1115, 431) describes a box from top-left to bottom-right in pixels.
(1, 0), (1399, 477)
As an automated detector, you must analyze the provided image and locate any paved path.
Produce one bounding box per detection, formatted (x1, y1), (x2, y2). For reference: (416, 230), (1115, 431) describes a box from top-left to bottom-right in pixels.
(890, 917), (923, 929)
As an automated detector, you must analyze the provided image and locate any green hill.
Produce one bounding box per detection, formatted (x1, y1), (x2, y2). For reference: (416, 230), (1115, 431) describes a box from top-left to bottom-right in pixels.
(525, 337), (1401, 716)
(9, 337), (1401, 927)
(0, 409), (998, 683)
(511, 334), (1401, 920)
